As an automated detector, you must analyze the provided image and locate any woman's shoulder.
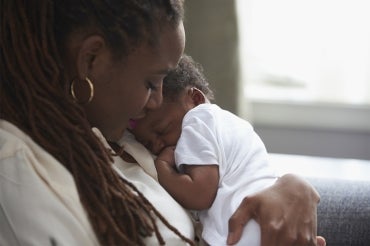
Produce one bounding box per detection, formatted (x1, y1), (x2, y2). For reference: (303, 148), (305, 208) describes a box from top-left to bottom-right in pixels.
(0, 120), (34, 159)
(0, 120), (99, 245)
(0, 120), (69, 173)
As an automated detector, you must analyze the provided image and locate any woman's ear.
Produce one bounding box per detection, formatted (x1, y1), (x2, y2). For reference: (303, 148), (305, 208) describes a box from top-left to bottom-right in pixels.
(76, 35), (106, 79)
(189, 87), (206, 106)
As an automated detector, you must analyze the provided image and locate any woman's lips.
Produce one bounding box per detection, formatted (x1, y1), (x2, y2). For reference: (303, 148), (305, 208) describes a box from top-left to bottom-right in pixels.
(128, 119), (138, 129)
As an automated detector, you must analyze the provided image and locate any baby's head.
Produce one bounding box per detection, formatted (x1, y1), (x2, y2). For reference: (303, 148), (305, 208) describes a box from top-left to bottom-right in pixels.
(162, 54), (214, 102)
(130, 54), (214, 154)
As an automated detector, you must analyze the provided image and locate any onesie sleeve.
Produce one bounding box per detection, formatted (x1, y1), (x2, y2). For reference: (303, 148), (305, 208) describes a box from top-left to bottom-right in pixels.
(174, 107), (220, 171)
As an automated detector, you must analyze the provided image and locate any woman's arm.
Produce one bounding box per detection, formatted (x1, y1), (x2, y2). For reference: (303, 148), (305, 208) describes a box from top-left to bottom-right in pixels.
(155, 146), (219, 210)
(227, 174), (325, 246)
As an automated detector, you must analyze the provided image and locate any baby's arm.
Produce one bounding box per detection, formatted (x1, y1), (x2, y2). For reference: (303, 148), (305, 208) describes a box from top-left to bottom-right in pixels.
(155, 146), (219, 210)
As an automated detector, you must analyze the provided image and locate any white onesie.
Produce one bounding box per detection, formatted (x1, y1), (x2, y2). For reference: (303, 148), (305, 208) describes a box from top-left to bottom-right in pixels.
(175, 103), (278, 246)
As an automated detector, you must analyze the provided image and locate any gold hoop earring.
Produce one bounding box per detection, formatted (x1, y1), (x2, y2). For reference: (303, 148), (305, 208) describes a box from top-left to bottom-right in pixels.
(70, 77), (94, 104)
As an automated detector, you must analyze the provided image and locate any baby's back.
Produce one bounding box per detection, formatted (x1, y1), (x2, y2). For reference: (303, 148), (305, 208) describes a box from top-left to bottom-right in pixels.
(188, 104), (277, 245)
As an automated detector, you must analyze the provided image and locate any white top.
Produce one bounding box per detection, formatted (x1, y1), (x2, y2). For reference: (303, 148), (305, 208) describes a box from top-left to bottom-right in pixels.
(175, 104), (278, 246)
(0, 120), (98, 246)
(0, 120), (194, 246)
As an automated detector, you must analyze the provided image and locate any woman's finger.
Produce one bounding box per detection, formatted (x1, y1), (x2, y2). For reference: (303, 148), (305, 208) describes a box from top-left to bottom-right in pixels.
(227, 197), (257, 245)
(317, 236), (326, 246)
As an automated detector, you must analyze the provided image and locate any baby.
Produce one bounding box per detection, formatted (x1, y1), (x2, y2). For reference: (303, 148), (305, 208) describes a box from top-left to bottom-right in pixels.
(130, 55), (277, 245)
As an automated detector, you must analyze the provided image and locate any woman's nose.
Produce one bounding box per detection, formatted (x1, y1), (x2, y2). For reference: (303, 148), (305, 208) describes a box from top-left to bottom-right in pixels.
(146, 86), (163, 110)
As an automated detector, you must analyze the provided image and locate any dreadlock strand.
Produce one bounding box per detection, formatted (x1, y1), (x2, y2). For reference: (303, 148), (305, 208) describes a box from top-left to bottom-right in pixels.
(0, 5), (45, 151)
(38, 2), (55, 78)
(10, 5), (42, 85)
(75, 143), (155, 244)
(122, 178), (196, 246)
(39, 2), (62, 85)
(110, 180), (152, 237)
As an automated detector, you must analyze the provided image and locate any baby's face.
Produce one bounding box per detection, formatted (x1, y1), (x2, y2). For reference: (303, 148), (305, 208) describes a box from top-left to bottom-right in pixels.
(131, 100), (189, 155)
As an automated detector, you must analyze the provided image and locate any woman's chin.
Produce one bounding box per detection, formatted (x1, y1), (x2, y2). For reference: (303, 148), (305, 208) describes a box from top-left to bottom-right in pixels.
(103, 127), (126, 142)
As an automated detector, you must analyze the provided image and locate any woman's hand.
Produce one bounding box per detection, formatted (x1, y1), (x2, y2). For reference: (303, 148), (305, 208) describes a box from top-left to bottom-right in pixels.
(227, 174), (325, 246)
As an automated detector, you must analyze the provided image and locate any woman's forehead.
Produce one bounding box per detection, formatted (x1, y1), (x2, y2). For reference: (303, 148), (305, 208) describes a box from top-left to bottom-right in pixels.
(125, 23), (184, 75)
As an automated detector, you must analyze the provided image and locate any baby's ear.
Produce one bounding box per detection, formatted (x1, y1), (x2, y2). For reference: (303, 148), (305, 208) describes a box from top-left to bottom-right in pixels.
(190, 87), (206, 106)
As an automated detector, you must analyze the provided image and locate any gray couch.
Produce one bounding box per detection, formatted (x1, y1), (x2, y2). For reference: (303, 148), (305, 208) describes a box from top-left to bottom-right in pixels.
(271, 153), (370, 246)
(309, 177), (370, 246)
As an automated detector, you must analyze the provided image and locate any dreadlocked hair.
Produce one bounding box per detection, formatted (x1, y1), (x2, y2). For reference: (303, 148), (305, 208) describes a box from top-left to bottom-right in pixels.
(163, 54), (215, 102)
(0, 0), (193, 245)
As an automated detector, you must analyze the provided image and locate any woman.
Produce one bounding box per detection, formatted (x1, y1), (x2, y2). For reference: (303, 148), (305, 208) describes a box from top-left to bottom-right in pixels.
(0, 0), (324, 245)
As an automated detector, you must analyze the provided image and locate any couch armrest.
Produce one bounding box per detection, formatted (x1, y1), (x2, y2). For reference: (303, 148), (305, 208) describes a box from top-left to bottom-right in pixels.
(270, 153), (370, 246)
(308, 177), (370, 246)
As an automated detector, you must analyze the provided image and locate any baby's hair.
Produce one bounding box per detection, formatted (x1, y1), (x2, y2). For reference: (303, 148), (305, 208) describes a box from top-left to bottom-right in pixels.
(0, 0), (193, 245)
(163, 54), (215, 101)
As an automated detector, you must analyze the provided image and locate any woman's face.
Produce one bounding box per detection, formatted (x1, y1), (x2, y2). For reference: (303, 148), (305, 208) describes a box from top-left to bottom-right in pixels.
(84, 22), (186, 141)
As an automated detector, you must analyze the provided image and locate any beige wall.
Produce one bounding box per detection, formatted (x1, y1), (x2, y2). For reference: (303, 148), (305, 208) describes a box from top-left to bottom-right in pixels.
(182, 1), (370, 160)
(183, 0), (241, 114)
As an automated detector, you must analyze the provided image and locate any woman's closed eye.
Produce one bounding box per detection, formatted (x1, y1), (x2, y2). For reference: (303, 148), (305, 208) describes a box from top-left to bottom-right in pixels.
(146, 81), (158, 92)
(145, 76), (165, 93)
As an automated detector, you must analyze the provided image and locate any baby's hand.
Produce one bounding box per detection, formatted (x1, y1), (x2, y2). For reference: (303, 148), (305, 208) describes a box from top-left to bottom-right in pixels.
(156, 146), (176, 167)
